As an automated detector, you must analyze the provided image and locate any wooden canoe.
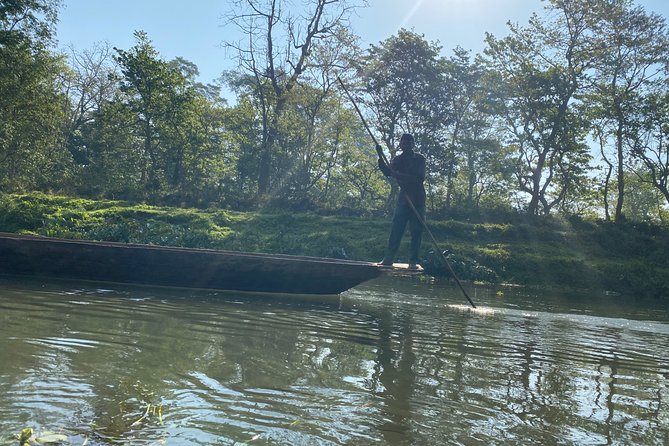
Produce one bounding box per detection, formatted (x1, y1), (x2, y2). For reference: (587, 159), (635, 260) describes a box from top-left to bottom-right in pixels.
(0, 232), (385, 295)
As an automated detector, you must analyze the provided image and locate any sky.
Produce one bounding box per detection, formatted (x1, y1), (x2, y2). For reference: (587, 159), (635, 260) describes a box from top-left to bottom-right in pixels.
(56, 0), (669, 94)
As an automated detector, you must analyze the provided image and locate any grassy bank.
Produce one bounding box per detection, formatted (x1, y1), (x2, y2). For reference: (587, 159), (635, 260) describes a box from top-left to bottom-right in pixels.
(1, 192), (668, 298)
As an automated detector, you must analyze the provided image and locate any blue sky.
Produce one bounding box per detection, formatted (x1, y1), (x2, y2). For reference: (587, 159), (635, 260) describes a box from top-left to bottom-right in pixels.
(57, 0), (669, 89)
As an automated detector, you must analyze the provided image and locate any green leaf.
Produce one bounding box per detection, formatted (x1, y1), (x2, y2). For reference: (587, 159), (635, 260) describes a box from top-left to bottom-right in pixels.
(35, 431), (69, 444)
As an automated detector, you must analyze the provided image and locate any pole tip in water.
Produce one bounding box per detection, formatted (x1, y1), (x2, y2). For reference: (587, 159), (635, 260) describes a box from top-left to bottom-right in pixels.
(447, 304), (496, 316)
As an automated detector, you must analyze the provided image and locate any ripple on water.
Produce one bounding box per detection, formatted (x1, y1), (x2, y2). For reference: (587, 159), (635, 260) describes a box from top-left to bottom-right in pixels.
(0, 277), (668, 445)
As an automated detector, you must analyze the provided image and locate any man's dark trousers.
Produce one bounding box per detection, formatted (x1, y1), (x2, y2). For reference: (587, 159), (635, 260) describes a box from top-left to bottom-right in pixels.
(385, 195), (425, 265)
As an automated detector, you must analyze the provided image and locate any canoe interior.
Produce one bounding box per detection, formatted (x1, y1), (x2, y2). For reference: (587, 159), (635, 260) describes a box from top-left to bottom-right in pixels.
(0, 232), (383, 295)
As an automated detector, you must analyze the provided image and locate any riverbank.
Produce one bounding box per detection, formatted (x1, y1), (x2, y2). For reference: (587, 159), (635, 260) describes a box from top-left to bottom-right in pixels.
(1, 192), (667, 298)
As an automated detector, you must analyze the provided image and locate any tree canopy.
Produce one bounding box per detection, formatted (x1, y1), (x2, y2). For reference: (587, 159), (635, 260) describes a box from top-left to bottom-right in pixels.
(2, 0), (669, 223)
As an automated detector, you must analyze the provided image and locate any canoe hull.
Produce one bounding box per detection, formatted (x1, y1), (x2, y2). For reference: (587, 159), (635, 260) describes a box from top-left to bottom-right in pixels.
(0, 233), (382, 295)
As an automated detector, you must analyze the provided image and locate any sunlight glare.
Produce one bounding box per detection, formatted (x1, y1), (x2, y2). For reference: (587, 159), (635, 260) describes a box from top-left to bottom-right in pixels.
(399, 0), (426, 28)
(447, 304), (497, 316)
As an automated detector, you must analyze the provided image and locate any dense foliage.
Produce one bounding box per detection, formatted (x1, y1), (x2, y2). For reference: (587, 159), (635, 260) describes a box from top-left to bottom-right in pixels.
(2, 0), (669, 223)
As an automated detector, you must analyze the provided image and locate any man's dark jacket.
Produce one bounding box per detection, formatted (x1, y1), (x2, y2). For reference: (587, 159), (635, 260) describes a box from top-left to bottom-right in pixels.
(379, 150), (426, 206)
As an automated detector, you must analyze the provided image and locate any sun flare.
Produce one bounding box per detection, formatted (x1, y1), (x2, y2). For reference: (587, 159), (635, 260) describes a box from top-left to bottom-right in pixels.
(447, 304), (497, 316)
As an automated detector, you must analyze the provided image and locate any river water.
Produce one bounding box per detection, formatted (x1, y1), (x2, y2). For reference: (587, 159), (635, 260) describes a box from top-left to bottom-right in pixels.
(0, 275), (667, 445)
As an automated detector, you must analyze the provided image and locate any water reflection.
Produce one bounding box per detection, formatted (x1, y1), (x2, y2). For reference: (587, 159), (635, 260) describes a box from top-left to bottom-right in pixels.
(370, 306), (416, 444)
(0, 276), (667, 445)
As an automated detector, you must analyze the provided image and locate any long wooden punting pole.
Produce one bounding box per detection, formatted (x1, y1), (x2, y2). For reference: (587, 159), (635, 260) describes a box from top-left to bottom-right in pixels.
(337, 77), (477, 309)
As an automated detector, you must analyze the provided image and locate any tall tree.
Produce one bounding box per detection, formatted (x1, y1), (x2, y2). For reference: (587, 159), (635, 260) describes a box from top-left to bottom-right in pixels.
(357, 29), (449, 210)
(484, 0), (594, 215)
(223, 0), (362, 199)
(442, 48), (511, 210)
(273, 28), (361, 206)
(0, 0), (68, 191)
(113, 31), (201, 198)
(59, 42), (118, 166)
(114, 31), (173, 195)
(586, 0), (669, 222)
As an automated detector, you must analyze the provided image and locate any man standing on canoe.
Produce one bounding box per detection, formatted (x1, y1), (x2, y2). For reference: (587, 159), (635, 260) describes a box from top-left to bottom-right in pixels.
(377, 133), (426, 270)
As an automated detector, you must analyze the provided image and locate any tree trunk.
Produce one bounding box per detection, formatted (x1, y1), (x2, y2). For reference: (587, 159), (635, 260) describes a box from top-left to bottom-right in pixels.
(527, 161), (544, 216)
(614, 114), (625, 222)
